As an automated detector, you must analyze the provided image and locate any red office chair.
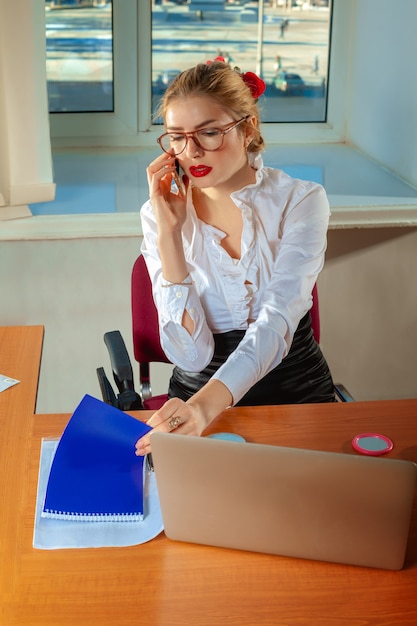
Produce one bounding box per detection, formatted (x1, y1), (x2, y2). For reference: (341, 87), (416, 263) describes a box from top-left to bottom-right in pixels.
(131, 254), (171, 410)
(98, 255), (352, 409)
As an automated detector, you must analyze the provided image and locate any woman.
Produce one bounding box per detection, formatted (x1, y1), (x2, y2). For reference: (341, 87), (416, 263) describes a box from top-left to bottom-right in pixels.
(135, 59), (334, 457)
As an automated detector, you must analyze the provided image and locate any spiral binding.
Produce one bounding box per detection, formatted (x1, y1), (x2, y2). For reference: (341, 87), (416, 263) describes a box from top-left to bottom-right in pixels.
(42, 509), (144, 522)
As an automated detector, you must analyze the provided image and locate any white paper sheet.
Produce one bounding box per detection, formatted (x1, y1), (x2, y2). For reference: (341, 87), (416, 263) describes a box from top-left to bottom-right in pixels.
(0, 374), (20, 393)
(33, 439), (164, 550)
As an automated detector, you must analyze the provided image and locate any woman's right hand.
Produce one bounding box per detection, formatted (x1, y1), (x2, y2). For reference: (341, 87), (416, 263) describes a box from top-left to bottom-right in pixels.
(146, 153), (188, 234)
(135, 397), (208, 457)
(135, 380), (234, 457)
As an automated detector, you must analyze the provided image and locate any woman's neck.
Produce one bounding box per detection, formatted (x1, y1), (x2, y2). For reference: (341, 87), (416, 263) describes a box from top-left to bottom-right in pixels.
(194, 161), (256, 204)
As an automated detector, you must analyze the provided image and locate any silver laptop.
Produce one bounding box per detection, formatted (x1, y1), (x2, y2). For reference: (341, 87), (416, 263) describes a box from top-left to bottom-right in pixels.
(150, 432), (417, 570)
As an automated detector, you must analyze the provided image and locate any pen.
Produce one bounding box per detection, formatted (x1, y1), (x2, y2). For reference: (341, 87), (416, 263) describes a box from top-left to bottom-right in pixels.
(145, 453), (154, 472)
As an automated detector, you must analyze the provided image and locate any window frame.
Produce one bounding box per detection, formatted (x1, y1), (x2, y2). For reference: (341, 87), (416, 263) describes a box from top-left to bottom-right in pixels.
(49, 0), (140, 146)
(49, 0), (352, 149)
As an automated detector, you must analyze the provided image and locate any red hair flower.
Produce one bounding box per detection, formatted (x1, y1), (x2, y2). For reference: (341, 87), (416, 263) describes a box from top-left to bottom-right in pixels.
(205, 58), (266, 100)
(206, 56), (225, 65)
(241, 71), (266, 100)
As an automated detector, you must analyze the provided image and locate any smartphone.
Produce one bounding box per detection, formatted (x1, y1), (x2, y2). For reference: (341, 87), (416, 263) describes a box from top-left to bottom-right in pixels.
(172, 159), (186, 197)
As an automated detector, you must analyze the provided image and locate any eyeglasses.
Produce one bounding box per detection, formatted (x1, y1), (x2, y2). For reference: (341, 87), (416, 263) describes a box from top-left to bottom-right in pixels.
(157, 117), (249, 156)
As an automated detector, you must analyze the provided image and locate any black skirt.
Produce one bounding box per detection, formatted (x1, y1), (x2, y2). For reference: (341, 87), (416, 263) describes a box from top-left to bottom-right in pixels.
(168, 312), (336, 405)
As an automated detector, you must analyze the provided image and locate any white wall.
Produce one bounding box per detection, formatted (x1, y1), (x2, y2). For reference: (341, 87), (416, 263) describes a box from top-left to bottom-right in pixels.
(347, 0), (417, 188)
(319, 226), (417, 401)
(0, 237), (155, 413)
(1, 228), (416, 414)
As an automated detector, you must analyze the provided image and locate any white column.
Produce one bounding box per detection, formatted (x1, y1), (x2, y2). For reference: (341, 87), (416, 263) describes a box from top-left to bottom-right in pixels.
(0, 0), (55, 220)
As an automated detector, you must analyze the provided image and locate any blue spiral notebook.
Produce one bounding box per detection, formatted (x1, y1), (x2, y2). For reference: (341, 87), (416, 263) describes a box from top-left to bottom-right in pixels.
(41, 394), (152, 522)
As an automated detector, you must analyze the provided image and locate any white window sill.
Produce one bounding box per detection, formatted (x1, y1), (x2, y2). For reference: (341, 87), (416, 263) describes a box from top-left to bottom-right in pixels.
(1, 143), (416, 240)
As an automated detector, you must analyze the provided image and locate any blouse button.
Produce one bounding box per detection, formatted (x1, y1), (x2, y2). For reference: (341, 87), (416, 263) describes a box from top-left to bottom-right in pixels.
(175, 290), (182, 299)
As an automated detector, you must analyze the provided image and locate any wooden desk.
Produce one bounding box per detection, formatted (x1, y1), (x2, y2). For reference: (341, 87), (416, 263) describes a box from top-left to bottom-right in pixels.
(1, 328), (417, 625)
(0, 326), (44, 625)
(0, 325), (44, 416)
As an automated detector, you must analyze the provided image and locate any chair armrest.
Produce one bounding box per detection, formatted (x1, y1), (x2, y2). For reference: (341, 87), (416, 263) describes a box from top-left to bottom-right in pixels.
(102, 331), (143, 410)
(96, 367), (118, 407)
(334, 383), (355, 402)
(104, 331), (135, 392)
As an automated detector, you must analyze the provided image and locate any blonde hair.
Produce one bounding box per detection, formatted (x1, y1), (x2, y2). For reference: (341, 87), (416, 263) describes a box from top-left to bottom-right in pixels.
(157, 61), (265, 154)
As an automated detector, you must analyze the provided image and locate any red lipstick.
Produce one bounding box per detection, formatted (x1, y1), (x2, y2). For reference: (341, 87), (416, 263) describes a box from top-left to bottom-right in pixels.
(189, 165), (212, 178)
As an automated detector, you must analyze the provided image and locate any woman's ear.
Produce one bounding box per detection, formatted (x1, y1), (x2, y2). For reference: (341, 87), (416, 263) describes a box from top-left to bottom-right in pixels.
(245, 116), (257, 147)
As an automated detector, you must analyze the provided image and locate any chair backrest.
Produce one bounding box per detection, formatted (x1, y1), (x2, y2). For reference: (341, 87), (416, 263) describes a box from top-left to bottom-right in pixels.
(132, 254), (321, 361)
(131, 255), (170, 365)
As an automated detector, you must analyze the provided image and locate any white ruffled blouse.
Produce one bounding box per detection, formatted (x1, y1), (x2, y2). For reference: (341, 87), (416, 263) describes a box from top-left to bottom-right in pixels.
(140, 154), (330, 404)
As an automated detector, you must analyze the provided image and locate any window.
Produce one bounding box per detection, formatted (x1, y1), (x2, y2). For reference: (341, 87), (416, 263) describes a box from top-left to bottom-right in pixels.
(46, 0), (114, 113)
(151, 0), (332, 124)
(48, 0), (138, 144)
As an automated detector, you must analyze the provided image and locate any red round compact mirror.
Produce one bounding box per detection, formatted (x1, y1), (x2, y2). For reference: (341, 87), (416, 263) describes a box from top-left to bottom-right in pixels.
(352, 433), (393, 456)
